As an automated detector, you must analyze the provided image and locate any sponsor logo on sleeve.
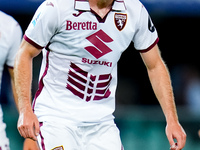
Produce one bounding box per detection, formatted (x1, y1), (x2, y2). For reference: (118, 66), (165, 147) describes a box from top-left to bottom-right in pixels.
(32, 12), (41, 27)
(46, 2), (54, 7)
(148, 16), (155, 32)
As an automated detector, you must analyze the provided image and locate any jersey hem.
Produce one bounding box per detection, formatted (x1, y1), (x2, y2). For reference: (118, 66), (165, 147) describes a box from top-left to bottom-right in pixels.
(37, 116), (115, 126)
(139, 37), (159, 53)
(24, 34), (44, 49)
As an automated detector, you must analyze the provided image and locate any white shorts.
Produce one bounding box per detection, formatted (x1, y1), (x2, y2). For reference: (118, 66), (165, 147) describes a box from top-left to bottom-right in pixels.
(37, 120), (124, 150)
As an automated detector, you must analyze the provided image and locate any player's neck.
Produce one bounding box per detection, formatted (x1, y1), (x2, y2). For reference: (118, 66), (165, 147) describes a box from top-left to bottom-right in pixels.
(89, 0), (113, 18)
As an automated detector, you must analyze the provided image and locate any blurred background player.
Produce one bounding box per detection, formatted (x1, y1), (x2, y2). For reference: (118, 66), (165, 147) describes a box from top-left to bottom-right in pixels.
(0, 11), (22, 150)
(0, 11), (39, 150)
(0, 10), (39, 150)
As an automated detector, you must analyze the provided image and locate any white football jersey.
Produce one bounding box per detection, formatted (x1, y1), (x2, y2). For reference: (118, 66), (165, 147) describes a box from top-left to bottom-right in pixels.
(0, 11), (22, 146)
(0, 11), (22, 89)
(25, 0), (159, 125)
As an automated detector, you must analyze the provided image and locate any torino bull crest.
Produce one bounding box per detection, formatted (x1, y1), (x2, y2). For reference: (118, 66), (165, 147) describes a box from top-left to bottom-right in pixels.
(114, 13), (127, 31)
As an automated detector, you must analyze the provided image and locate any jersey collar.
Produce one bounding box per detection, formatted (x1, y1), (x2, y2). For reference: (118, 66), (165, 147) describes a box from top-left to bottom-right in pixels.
(74, 0), (126, 11)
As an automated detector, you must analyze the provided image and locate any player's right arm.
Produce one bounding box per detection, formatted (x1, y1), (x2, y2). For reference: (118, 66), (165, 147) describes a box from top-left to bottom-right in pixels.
(14, 39), (42, 141)
(14, 0), (58, 141)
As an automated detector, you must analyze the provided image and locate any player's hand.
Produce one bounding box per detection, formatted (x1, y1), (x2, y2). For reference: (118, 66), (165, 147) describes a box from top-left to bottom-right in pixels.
(165, 122), (186, 150)
(18, 108), (40, 141)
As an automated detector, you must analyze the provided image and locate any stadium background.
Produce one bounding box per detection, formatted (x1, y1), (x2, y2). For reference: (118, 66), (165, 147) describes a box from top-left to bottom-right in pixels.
(0, 0), (200, 149)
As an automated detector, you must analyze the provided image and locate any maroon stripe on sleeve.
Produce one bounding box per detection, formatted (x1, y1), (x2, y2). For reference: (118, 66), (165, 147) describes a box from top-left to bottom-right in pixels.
(139, 37), (159, 53)
(23, 35), (44, 49)
(6, 65), (14, 69)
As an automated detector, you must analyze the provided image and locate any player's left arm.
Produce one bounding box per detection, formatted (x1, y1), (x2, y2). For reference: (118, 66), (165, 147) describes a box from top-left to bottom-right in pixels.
(6, 21), (22, 110)
(140, 44), (186, 150)
(8, 68), (18, 109)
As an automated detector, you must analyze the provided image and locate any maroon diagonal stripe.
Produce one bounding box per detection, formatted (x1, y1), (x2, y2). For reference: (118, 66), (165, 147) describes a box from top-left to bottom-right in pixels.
(99, 74), (111, 80)
(66, 84), (84, 99)
(68, 70), (87, 83)
(97, 76), (112, 88)
(68, 76), (85, 91)
(70, 62), (88, 77)
(94, 90), (111, 100)
(96, 88), (108, 94)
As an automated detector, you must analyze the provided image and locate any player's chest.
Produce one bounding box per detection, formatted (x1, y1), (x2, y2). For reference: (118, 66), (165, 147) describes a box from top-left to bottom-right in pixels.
(57, 10), (136, 52)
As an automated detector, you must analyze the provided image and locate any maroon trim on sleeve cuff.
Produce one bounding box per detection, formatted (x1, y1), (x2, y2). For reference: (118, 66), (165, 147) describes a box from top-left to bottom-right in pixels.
(6, 65), (14, 69)
(23, 35), (44, 49)
(139, 37), (159, 53)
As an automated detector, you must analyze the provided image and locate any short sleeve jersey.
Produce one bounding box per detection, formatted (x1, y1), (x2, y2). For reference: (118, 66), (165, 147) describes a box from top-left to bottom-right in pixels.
(0, 11), (22, 89)
(0, 11), (22, 122)
(25, 0), (159, 125)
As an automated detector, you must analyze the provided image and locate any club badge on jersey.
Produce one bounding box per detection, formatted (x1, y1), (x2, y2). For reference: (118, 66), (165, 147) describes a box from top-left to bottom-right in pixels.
(51, 145), (64, 150)
(114, 13), (127, 31)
